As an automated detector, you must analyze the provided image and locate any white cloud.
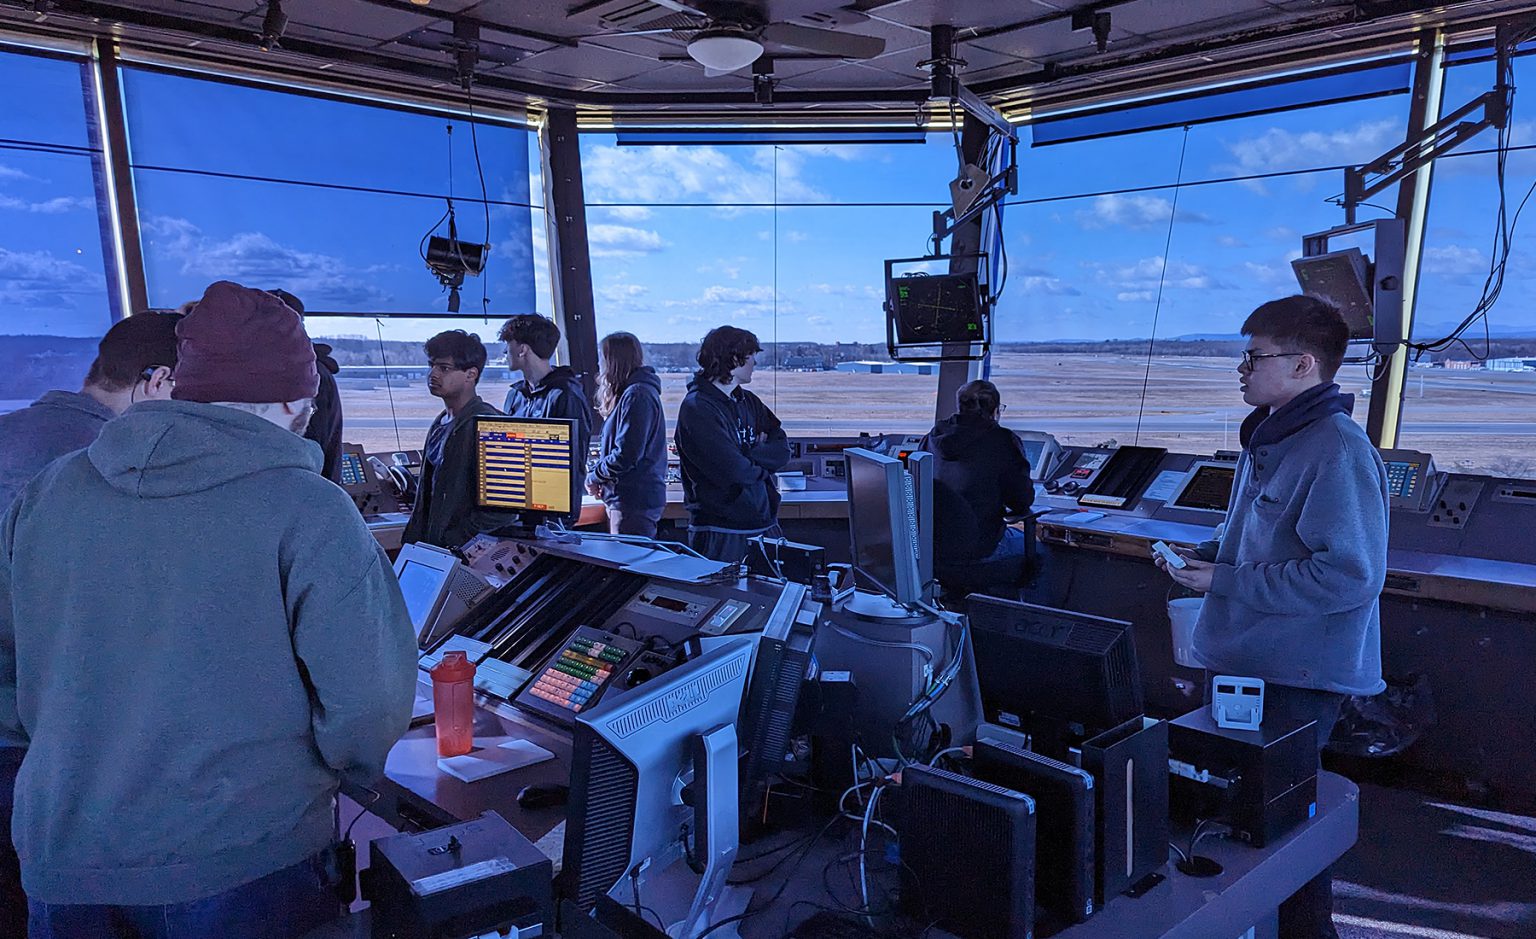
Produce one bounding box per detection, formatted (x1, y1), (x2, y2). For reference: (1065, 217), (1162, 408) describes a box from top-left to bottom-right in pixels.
(0, 246), (106, 310)
(0, 194), (92, 214)
(1242, 259), (1291, 286)
(0, 165), (31, 181)
(1422, 244), (1487, 276)
(587, 223), (666, 258)
(810, 283), (883, 300)
(1098, 256), (1218, 297)
(1018, 275), (1081, 296)
(701, 285), (775, 305)
(140, 216), (392, 307)
(597, 283), (649, 302)
(1217, 235), (1247, 248)
(583, 144), (827, 212)
(806, 315), (833, 326)
(1266, 226), (1298, 242)
(1215, 119), (1400, 193)
(1076, 193), (1211, 230)
(784, 230), (809, 243)
(598, 205), (654, 222)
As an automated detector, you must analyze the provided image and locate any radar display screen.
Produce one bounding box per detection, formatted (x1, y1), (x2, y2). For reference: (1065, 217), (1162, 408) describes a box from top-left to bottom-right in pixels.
(890, 273), (983, 344)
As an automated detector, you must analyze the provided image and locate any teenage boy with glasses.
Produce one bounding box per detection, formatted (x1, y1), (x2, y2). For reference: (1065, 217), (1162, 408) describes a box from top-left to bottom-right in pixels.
(401, 329), (504, 550)
(1155, 294), (1388, 939)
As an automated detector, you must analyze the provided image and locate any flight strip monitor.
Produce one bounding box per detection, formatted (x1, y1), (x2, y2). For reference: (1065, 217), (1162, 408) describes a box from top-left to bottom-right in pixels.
(1169, 460), (1238, 514)
(474, 416), (577, 517)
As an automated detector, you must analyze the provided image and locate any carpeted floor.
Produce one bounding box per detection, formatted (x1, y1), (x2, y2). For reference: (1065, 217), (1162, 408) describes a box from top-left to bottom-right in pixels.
(1332, 781), (1536, 939)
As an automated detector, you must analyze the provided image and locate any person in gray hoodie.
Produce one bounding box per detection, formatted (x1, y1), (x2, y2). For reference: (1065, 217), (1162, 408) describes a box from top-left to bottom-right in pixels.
(0, 281), (417, 938)
(1157, 294), (1387, 939)
(586, 332), (667, 537)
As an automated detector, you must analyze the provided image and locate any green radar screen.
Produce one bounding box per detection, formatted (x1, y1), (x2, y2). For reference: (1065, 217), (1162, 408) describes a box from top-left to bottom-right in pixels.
(891, 272), (984, 344)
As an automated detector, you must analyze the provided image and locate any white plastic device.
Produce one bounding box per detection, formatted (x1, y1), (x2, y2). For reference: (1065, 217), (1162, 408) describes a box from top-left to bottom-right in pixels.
(1151, 540), (1187, 569)
(1211, 675), (1265, 731)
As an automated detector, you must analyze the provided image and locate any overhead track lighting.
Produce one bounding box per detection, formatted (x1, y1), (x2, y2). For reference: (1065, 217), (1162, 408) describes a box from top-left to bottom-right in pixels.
(258, 0), (287, 52)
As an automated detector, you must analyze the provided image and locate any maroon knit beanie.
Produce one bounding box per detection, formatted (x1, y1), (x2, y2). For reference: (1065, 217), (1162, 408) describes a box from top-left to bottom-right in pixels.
(172, 281), (320, 404)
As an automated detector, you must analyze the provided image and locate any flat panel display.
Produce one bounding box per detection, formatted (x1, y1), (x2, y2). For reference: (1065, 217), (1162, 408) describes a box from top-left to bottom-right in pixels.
(474, 416), (576, 514)
(1171, 463), (1236, 513)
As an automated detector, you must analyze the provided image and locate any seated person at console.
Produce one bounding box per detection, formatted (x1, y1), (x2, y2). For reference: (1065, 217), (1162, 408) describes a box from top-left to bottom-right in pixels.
(1157, 295), (1387, 939)
(675, 326), (789, 562)
(920, 380), (1035, 579)
(402, 330), (504, 549)
(586, 332), (667, 538)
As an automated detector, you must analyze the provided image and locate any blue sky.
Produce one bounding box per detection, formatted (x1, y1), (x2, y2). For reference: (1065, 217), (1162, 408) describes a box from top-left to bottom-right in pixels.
(3, 47), (1534, 350)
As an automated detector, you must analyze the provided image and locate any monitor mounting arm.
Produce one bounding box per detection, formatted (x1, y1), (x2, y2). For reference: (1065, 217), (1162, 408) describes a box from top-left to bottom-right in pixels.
(1342, 17), (1536, 224)
(923, 25), (1019, 252)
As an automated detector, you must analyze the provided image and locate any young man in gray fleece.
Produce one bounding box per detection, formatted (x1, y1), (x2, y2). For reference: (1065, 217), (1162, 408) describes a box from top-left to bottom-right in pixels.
(1157, 294), (1388, 939)
(0, 281), (417, 937)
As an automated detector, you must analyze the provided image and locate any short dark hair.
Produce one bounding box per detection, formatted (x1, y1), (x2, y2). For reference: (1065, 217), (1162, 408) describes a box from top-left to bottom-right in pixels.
(268, 288), (305, 316)
(84, 312), (184, 393)
(696, 326), (762, 383)
(1241, 295), (1350, 382)
(956, 379), (1001, 418)
(424, 329), (487, 377)
(497, 314), (561, 359)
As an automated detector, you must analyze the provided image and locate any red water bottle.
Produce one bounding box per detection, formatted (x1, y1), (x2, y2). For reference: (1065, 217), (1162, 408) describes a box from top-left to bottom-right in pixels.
(430, 651), (476, 757)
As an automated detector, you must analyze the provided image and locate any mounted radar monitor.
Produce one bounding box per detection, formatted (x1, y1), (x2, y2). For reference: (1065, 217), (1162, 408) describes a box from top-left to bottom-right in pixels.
(884, 254), (991, 362)
(474, 416), (578, 518)
(1169, 460), (1237, 514)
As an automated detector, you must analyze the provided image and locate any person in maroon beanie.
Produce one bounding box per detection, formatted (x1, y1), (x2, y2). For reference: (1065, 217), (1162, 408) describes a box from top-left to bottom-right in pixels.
(0, 281), (416, 938)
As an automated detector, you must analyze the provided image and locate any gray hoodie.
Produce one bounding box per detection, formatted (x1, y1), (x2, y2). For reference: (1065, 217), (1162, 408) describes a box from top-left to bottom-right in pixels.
(0, 390), (117, 513)
(0, 400), (417, 905)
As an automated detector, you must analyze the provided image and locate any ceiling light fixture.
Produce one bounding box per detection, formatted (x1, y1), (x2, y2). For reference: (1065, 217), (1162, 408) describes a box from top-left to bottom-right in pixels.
(409, 0), (431, 5)
(687, 29), (763, 73)
(258, 0), (287, 52)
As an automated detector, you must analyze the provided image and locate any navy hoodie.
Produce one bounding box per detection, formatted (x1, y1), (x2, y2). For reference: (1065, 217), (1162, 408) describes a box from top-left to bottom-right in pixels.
(675, 376), (789, 533)
(920, 414), (1035, 562)
(305, 342), (344, 482)
(0, 400), (416, 905)
(504, 365), (593, 521)
(587, 366), (667, 518)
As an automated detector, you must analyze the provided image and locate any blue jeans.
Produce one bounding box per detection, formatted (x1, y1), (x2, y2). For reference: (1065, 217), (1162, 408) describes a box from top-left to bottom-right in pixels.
(28, 851), (340, 939)
(984, 525), (1029, 564)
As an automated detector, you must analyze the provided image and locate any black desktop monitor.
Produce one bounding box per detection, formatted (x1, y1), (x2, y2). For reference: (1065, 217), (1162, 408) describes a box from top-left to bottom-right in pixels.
(1169, 461), (1236, 514)
(473, 416), (578, 521)
(338, 443), (379, 496)
(967, 597), (1143, 746)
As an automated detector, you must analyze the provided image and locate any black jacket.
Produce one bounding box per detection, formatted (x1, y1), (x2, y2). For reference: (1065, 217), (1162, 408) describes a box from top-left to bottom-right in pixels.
(305, 343), (343, 482)
(675, 376), (789, 532)
(401, 395), (503, 549)
(504, 366), (593, 523)
(921, 414), (1035, 562)
(587, 366), (667, 517)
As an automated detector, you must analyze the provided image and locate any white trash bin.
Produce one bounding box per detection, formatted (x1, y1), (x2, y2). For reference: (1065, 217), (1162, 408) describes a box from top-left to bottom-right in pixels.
(1167, 597), (1204, 669)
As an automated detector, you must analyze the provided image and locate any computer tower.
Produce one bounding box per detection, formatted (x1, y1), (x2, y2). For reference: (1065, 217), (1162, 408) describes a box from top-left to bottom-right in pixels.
(1168, 707), (1318, 848)
(972, 740), (1097, 925)
(1081, 716), (1169, 904)
(897, 764), (1036, 939)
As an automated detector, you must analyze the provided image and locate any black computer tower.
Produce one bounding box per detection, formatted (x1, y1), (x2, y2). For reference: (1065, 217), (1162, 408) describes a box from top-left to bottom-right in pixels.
(897, 764), (1036, 939)
(1081, 716), (1169, 904)
(1168, 707), (1318, 847)
(973, 740), (1097, 926)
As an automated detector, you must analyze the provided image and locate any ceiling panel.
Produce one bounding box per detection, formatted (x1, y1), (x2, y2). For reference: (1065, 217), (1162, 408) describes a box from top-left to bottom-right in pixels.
(512, 44), (669, 85)
(283, 0), (435, 42)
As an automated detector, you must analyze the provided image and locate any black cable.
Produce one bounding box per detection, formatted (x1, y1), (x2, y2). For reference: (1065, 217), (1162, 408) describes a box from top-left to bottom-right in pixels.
(695, 814), (841, 939)
(465, 82), (492, 317)
(343, 786), (382, 841)
(1132, 125), (1190, 447)
(374, 318), (404, 451)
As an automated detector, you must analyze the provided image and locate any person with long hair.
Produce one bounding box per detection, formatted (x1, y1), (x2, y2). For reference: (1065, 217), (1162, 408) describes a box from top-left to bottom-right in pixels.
(586, 332), (667, 537)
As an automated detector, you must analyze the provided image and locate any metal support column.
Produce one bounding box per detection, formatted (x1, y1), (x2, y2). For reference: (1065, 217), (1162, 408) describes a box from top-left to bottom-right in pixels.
(86, 41), (148, 318)
(542, 107), (599, 399)
(1369, 29), (1445, 447)
(934, 112), (993, 421)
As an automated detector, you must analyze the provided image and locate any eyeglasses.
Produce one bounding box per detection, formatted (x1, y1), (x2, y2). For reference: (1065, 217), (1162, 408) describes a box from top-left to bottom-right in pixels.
(1240, 350), (1306, 370)
(428, 361), (467, 374)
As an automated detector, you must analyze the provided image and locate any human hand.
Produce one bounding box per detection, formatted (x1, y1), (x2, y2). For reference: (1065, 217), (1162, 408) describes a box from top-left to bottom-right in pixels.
(585, 480), (603, 499)
(1167, 558), (1215, 592)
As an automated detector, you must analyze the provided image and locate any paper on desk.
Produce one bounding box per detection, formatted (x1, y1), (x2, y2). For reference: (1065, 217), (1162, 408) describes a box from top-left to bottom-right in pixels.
(1142, 469), (1188, 504)
(419, 636), (492, 673)
(623, 553), (735, 584)
(534, 821), (566, 873)
(436, 739), (555, 783)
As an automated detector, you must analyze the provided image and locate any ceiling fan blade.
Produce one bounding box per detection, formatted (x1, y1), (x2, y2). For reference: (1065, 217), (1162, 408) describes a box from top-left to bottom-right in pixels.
(760, 21), (884, 59)
(648, 0), (712, 17)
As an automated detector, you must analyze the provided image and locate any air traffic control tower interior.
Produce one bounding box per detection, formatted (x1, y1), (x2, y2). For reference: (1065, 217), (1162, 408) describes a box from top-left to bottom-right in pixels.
(3, 2), (1536, 938)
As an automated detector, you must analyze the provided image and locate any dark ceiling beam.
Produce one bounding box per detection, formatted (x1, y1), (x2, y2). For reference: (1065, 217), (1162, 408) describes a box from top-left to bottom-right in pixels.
(348, 0), (578, 49)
